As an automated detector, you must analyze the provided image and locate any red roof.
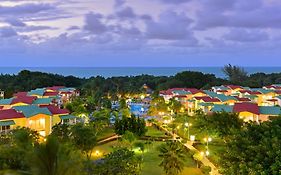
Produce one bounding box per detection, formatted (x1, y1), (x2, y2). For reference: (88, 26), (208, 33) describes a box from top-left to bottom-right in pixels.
(226, 85), (242, 90)
(43, 91), (59, 96)
(184, 88), (204, 94)
(46, 86), (65, 91)
(0, 109), (25, 120)
(40, 105), (69, 115)
(233, 103), (260, 115)
(267, 99), (278, 102)
(159, 90), (173, 95)
(13, 92), (28, 97)
(11, 96), (37, 105)
(275, 90), (281, 95)
(60, 91), (73, 94)
(239, 90), (261, 95)
(195, 96), (220, 102)
(174, 95), (188, 98)
(235, 97), (251, 102)
(217, 90), (228, 93)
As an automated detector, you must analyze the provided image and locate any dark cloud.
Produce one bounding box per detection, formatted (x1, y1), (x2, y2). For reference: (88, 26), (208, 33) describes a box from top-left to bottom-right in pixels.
(159, 0), (191, 4)
(115, 6), (136, 19)
(0, 3), (54, 15)
(68, 26), (80, 31)
(195, 0), (281, 29)
(84, 12), (108, 34)
(0, 27), (18, 38)
(114, 0), (126, 7)
(145, 11), (194, 40)
(223, 29), (269, 42)
(18, 25), (58, 32)
(5, 18), (26, 27)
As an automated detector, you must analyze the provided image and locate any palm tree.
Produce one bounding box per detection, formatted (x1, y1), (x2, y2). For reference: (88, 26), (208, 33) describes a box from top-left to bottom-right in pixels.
(159, 141), (185, 175)
(29, 136), (82, 175)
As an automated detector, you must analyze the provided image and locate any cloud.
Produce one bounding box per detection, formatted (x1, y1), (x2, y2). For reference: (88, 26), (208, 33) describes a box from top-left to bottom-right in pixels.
(195, 0), (281, 29)
(115, 6), (136, 19)
(145, 11), (194, 40)
(0, 27), (18, 38)
(114, 0), (126, 7)
(67, 26), (80, 31)
(18, 25), (58, 32)
(5, 18), (26, 27)
(83, 12), (108, 34)
(159, 0), (191, 4)
(0, 3), (54, 15)
(223, 28), (269, 42)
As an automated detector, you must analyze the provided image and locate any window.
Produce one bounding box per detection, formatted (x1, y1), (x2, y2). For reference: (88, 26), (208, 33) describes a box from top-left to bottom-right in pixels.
(0, 125), (11, 133)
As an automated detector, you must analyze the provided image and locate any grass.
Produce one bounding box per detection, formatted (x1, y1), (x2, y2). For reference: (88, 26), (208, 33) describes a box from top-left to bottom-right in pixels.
(194, 143), (226, 166)
(97, 127), (115, 140)
(146, 126), (169, 137)
(94, 127), (203, 175)
(141, 142), (202, 175)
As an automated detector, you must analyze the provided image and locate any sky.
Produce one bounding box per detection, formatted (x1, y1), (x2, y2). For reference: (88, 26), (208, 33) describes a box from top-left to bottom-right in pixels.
(0, 0), (281, 67)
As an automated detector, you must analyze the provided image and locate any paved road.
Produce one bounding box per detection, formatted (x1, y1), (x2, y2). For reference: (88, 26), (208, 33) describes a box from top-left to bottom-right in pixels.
(97, 135), (120, 144)
(158, 125), (222, 175)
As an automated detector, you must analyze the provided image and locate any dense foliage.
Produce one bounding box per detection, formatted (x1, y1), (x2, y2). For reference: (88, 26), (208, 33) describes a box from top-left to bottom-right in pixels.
(194, 111), (244, 139)
(221, 118), (281, 175)
(114, 115), (147, 137)
(2, 67), (281, 98)
(92, 148), (142, 175)
(159, 141), (186, 175)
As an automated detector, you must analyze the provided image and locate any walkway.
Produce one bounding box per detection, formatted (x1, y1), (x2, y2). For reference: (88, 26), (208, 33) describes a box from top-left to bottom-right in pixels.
(157, 125), (222, 175)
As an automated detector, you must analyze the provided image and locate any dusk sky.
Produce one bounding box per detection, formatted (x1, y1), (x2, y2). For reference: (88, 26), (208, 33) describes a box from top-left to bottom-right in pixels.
(0, 0), (281, 67)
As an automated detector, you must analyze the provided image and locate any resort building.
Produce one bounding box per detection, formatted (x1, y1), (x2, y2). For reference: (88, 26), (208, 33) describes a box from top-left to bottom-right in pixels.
(162, 84), (281, 122)
(0, 86), (78, 136)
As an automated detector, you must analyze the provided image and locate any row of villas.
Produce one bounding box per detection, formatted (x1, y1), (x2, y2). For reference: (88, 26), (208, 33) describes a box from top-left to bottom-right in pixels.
(0, 86), (79, 136)
(160, 84), (281, 122)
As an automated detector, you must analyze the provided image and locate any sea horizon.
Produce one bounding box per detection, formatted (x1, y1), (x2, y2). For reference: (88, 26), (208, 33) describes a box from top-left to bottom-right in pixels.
(0, 67), (281, 78)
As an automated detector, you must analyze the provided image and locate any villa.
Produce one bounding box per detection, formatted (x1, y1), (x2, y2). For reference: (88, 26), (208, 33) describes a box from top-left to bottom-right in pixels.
(0, 86), (78, 136)
(162, 84), (281, 122)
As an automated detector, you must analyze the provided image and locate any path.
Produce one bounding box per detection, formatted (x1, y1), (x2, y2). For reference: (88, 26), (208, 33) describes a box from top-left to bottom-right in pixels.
(157, 125), (222, 175)
(97, 134), (120, 144)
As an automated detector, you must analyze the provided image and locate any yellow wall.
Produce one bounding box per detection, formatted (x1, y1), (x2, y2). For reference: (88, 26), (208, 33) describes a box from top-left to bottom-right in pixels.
(11, 103), (29, 107)
(239, 112), (258, 122)
(1, 113), (66, 136)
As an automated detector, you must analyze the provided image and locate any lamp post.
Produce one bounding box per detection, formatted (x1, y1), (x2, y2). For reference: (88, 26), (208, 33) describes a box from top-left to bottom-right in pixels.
(204, 137), (212, 152)
(184, 122), (192, 140)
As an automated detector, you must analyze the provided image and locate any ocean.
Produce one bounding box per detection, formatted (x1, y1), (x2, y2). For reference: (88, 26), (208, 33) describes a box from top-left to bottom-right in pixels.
(0, 67), (281, 78)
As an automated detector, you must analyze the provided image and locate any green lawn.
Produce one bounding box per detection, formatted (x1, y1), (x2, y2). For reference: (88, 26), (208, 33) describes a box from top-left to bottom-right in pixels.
(97, 127), (115, 140)
(194, 143), (226, 166)
(94, 139), (203, 175)
(146, 126), (169, 137)
(141, 142), (202, 175)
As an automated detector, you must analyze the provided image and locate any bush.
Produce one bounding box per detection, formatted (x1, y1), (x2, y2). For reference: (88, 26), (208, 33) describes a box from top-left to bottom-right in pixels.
(200, 165), (211, 175)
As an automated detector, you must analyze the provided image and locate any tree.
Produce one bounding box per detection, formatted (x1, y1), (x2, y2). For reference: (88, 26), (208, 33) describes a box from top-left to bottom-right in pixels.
(114, 115), (147, 136)
(121, 131), (136, 149)
(220, 118), (281, 175)
(71, 123), (97, 159)
(168, 98), (182, 114)
(222, 64), (248, 83)
(195, 111), (243, 139)
(159, 141), (185, 175)
(92, 148), (142, 175)
(51, 124), (71, 143)
(0, 127), (39, 170)
(30, 136), (82, 175)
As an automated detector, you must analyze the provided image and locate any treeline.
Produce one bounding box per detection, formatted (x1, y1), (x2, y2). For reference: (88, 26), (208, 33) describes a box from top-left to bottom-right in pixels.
(1, 67), (281, 98)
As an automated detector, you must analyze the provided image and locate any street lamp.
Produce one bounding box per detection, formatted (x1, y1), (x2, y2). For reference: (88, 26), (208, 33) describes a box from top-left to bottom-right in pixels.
(184, 122), (192, 140)
(204, 137), (212, 152)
